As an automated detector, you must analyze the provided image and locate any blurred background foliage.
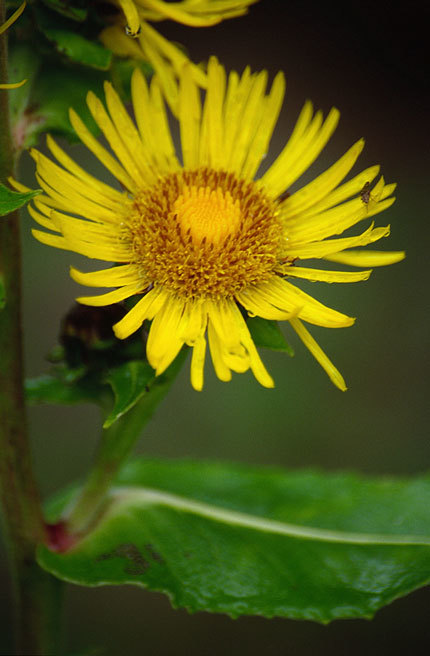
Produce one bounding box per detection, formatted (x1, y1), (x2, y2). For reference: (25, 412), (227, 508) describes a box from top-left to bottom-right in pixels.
(1, 0), (429, 654)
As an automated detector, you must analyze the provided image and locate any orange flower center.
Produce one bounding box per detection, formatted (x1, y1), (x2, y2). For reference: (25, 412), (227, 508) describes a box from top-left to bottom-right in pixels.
(128, 168), (284, 299)
(173, 186), (242, 247)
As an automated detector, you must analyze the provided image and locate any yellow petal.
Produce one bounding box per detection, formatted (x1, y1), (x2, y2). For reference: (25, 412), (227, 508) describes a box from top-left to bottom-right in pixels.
(324, 250), (406, 267)
(284, 266), (372, 283)
(113, 287), (168, 339)
(70, 264), (144, 288)
(282, 139), (365, 217)
(69, 108), (136, 191)
(207, 322), (232, 382)
(0, 1), (26, 36)
(289, 317), (347, 391)
(86, 90), (145, 186)
(0, 79), (26, 89)
(46, 135), (127, 206)
(284, 223), (390, 259)
(255, 277), (355, 328)
(241, 71), (286, 180)
(77, 282), (144, 307)
(190, 335), (207, 391)
(179, 63), (202, 168)
(118, 0), (141, 36)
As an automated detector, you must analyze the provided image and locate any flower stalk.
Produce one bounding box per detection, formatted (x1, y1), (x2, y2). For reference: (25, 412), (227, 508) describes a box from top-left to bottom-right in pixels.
(66, 348), (188, 536)
(0, 2), (61, 653)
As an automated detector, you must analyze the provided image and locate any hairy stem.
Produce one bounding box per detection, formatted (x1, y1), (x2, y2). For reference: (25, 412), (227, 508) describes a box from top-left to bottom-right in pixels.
(0, 3), (61, 653)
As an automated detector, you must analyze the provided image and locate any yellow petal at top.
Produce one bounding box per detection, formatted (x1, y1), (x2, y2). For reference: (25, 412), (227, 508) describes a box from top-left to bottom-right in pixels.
(240, 71), (286, 180)
(226, 70), (269, 174)
(131, 69), (179, 170)
(262, 106), (340, 198)
(179, 63), (202, 168)
(136, 0), (255, 26)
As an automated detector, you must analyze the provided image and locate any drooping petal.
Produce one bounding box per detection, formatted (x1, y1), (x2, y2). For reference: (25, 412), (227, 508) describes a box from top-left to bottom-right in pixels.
(289, 318), (347, 391)
(113, 287), (168, 339)
(77, 282), (145, 307)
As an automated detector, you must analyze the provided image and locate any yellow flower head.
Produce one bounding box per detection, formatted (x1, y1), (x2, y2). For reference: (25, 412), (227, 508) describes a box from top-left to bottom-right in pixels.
(100, 0), (257, 112)
(23, 58), (404, 391)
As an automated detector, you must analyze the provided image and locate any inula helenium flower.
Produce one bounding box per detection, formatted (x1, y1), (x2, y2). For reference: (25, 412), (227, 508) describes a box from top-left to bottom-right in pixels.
(23, 58), (404, 391)
(100, 0), (257, 111)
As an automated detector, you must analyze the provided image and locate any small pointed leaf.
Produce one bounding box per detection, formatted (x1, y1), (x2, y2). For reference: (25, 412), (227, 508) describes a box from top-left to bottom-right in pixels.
(104, 360), (156, 429)
(248, 316), (294, 355)
(0, 182), (41, 216)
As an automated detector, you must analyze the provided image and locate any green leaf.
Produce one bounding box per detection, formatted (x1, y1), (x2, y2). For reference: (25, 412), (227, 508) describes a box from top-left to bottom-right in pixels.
(38, 460), (430, 622)
(25, 373), (103, 405)
(0, 182), (41, 216)
(8, 44), (41, 121)
(30, 62), (104, 142)
(35, 9), (112, 70)
(40, 0), (88, 21)
(248, 316), (294, 355)
(42, 29), (112, 70)
(104, 360), (156, 429)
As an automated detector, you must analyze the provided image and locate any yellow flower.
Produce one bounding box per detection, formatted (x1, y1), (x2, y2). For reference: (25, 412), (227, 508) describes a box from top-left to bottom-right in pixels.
(0, 1), (27, 89)
(21, 58), (404, 391)
(99, 0), (257, 112)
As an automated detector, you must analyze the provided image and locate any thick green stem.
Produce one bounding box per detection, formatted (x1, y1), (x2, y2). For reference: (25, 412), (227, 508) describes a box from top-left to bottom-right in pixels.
(67, 350), (188, 535)
(0, 3), (62, 654)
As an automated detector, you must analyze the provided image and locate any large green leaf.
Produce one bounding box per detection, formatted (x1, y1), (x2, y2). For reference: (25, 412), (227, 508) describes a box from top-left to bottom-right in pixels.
(38, 460), (430, 622)
(0, 182), (41, 216)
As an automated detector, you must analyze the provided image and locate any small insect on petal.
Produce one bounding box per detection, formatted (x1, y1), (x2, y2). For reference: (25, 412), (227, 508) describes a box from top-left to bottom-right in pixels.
(125, 24), (141, 37)
(360, 181), (373, 207)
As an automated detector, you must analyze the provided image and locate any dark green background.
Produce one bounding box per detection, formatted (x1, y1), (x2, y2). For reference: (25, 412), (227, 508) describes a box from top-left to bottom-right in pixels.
(1, 1), (429, 654)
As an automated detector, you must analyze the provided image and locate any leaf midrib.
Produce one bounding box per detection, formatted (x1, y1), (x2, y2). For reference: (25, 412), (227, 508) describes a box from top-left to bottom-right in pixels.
(108, 486), (430, 547)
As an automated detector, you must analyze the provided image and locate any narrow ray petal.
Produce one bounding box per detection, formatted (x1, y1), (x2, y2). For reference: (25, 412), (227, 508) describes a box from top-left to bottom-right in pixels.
(290, 318), (347, 391)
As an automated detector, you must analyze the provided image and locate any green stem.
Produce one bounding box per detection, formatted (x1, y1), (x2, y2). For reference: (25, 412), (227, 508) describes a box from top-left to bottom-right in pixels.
(67, 349), (188, 535)
(0, 3), (62, 654)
